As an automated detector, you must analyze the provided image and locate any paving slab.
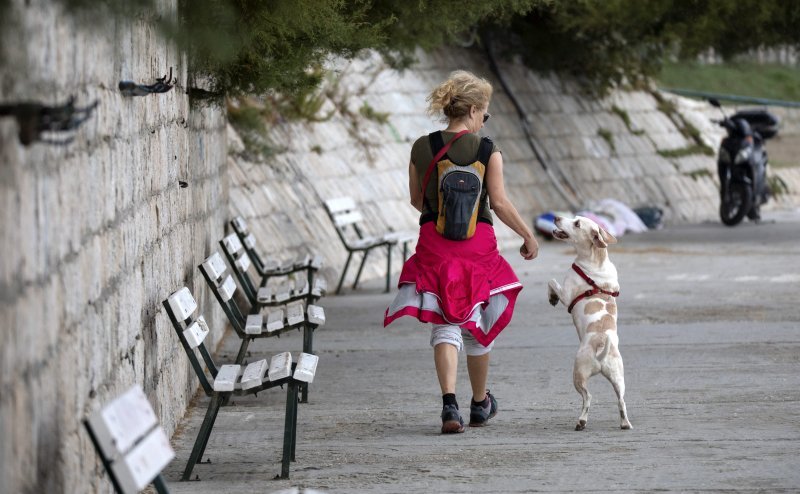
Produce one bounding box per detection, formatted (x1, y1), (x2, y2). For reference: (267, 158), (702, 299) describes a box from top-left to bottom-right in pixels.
(164, 209), (800, 493)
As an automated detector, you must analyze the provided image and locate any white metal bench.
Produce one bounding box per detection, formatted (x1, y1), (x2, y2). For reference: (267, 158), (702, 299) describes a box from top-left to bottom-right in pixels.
(198, 252), (325, 402)
(220, 233), (327, 309)
(84, 385), (174, 494)
(163, 287), (320, 480)
(323, 197), (415, 293)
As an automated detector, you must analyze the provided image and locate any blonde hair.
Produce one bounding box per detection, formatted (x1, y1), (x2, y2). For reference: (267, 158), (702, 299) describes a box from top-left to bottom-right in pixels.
(427, 70), (493, 122)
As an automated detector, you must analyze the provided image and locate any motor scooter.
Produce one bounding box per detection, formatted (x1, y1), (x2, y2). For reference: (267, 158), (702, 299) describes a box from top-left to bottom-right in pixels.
(709, 98), (778, 226)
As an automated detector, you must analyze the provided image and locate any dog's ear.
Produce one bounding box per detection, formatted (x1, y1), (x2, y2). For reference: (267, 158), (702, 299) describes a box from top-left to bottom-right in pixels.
(592, 227), (617, 248)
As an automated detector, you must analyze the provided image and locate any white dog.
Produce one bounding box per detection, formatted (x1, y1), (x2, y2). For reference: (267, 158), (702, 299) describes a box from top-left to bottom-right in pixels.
(547, 215), (632, 431)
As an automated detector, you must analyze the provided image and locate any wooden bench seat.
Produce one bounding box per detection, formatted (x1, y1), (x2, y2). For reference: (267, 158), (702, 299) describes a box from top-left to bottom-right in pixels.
(199, 252), (325, 364)
(220, 233), (326, 309)
(84, 385), (174, 493)
(230, 216), (323, 284)
(163, 287), (319, 480)
(323, 196), (415, 294)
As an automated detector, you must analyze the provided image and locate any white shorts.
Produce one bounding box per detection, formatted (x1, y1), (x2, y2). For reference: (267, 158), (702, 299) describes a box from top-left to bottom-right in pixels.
(430, 324), (494, 356)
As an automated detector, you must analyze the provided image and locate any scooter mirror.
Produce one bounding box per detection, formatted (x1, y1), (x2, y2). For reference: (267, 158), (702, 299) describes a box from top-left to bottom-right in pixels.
(709, 98), (721, 108)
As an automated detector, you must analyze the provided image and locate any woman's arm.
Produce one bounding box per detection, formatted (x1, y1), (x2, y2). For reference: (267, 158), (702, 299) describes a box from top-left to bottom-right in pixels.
(485, 151), (539, 260)
(409, 160), (423, 212)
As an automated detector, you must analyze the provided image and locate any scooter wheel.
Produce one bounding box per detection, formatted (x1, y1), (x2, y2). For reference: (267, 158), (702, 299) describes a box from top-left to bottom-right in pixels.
(720, 182), (752, 226)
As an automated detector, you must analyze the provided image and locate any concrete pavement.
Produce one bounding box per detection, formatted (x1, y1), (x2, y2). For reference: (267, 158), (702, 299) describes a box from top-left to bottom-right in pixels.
(164, 209), (800, 493)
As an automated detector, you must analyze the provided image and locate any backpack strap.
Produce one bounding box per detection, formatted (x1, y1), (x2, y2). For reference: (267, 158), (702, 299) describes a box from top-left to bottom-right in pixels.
(476, 137), (494, 216)
(421, 129), (470, 212)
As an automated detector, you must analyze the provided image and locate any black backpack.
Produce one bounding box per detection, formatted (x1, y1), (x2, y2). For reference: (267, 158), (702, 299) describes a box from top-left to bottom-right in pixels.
(422, 130), (494, 240)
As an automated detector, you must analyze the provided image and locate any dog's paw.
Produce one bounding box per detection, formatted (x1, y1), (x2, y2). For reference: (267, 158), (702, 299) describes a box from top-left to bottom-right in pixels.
(548, 293), (559, 306)
(575, 420), (586, 431)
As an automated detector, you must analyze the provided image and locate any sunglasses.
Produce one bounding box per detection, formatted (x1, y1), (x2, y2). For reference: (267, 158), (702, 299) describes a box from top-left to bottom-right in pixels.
(483, 113), (491, 123)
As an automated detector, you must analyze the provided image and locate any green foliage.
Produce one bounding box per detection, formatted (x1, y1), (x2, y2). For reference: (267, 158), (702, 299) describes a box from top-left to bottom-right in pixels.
(767, 175), (790, 196)
(683, 169), (712, 181)
(174, 0), (538, 97)
(227, 99), (281, 159)
(657, 145), (714, 159)
(359, 102), (389, 124)
(489, 0), (800, 94)
(611, 106), (645, 135)
(658, 62), (800, 102)
(597, 128), (615, 153)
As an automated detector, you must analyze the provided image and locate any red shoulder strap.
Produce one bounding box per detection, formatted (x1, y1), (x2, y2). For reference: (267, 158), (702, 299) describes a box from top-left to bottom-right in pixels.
(421, 129), (470, 200)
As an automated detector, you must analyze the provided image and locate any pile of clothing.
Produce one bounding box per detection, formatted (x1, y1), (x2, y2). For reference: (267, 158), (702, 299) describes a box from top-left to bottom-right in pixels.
(534, 198), (663, 239)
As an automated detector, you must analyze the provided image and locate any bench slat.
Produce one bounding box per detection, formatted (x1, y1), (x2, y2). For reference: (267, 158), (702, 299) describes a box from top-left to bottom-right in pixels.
(243, 233), (256, 249)
(245, 314), (263, 335)
(234, 253), (251, 273)
(240, 359), (269, 390)
(293, 253), (311, 268)
(86, 386), (158, 458)
(167, 287), (197, 321)
(274, 280), (293, 302)
(312, 278), (327, 297)
(201, 252), (227, 281)
(213, 365), (241, 392)
(219, 275), (237, 302)
(268, 352), (292, 381)
(307, 305), (326, 325)
(325, 196), (356, 214)
(286, 303), (304, 326)
(183, 315), (210, 348)
(293, 353), (319, 383)
(383, 231), (417, 243)
(222, 233), (244, 254)
(231, 216), (248, 234)
(111, 427), (175, 494)
(257, 285), (273, 303)
(351, 236), (387, 249)
(332, 210), (363, 227)
(266, 310), (285, 332)
(294, 279), (310, 297)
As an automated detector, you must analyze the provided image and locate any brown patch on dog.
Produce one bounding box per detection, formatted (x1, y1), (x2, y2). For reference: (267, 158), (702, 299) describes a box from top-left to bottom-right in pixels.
(586, 314), (615, 333)
(583, 300), (604, 315)
(606, 301), (617, 315)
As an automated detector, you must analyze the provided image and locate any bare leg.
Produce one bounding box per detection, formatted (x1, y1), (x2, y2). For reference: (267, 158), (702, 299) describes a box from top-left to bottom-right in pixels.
(434, 343), (458, 395)
(466, 353), (490, 402)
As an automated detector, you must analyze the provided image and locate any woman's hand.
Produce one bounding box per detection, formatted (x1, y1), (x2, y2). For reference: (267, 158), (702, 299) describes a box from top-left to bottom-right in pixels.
(519, 236), (539, 260)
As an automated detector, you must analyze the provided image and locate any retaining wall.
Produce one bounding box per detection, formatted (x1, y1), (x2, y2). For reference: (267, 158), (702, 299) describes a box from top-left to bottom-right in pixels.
(0, 2), (227, 493)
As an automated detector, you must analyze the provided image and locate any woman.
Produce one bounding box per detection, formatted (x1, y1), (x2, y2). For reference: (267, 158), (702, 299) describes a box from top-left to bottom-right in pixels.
(384, 70), (539, 433)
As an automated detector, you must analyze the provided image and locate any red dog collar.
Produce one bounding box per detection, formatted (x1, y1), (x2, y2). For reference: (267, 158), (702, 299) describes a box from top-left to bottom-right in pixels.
(567, 263), (620, 313)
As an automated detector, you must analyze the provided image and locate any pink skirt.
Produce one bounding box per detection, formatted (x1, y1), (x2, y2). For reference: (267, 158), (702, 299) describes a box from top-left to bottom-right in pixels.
(383, 222), (523, 346)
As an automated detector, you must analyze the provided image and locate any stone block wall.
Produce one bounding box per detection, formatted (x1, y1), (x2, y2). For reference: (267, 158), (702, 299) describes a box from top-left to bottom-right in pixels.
(0, 2), (227, 493)
(231, 48), (800, 289)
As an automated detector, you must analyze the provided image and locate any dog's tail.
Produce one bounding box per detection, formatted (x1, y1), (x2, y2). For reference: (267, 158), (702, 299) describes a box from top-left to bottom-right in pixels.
(591, 332), (612, 362)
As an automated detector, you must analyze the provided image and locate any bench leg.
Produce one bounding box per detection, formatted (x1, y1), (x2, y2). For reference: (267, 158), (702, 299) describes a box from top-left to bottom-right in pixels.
(353, 250), (369, 290)
(336, 252), (354, 294)
(385, 244), (392, 293)
(152, 474), (169, 494)
(300, 326), (314, 403)
(402, 241), (409, 262)
(280, 382), (300, 479)
(234, 337), (251, 365)
(182, 393), (224, 481)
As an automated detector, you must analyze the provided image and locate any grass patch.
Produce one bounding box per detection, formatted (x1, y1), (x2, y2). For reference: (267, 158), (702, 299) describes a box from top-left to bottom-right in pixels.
(683, 169), (712, 181)
(611, 105), (645, 135)
(597, 127), (615, 153)
(658, 145), (715, 159)
(359, 102), (389, 124)
(657, 62), (800, 102)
